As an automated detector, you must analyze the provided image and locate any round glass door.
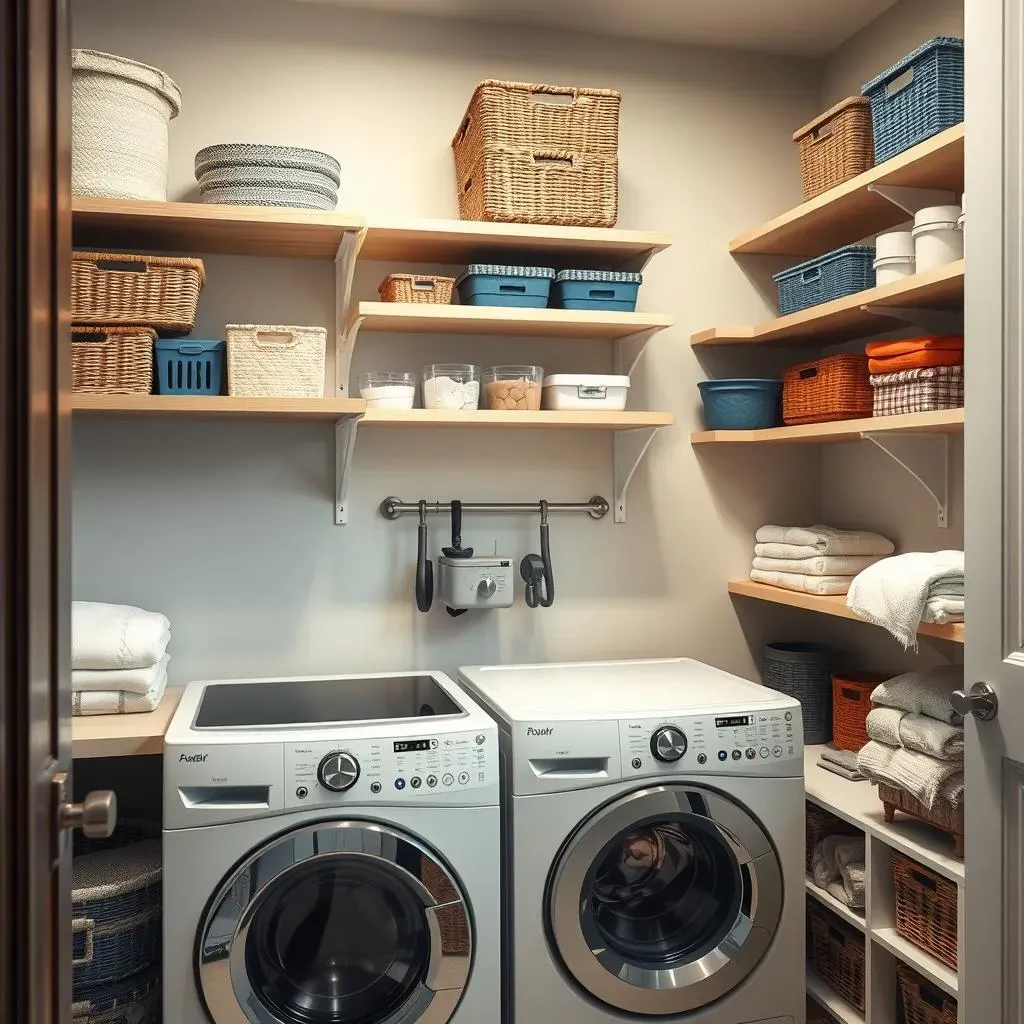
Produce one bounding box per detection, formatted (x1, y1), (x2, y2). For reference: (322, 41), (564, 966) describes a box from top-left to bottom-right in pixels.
(197, 821), (472, 1024)
(547, 785), (782, 1016)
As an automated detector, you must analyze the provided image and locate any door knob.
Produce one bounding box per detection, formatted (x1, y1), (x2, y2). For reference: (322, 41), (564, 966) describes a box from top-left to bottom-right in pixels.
(950, 682), (998, 722)
(59, 790), (117, 838)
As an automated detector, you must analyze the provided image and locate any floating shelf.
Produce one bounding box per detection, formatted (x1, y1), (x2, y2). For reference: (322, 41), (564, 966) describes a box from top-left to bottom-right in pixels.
(72, 395), (367, 421)
(872, 927), (958, 997)
(730, 124), (964, 256)
(72, 690), (181, 758)
(805, 877), (866, 933)
(806, 970), (865, 1024)
(361, 409), (674, 430)
(692, 262), (964, 347)
(692, 409), (964, 446)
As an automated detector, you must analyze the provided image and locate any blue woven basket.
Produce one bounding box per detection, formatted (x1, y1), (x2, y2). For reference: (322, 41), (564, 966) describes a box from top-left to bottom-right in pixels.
(72, 966), (160, 1024)
(698, 379), (782, 430)
(155, 338), (224, 395)
(862, 37), (964, 163)
(456, 265), (555, 308)
(773, 245), (876, 316)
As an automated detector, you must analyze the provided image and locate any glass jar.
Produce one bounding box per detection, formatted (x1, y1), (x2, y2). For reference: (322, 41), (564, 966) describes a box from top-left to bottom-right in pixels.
(358, 372), (416, 409)
(422, 364), (480, 411)
(481, 365), (544, 411)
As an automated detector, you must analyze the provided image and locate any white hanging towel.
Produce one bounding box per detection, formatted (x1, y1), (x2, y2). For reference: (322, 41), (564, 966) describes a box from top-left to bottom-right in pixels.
(755, 525), (895, 557)
(72, 654), (171, 696)
(751, 554), (882, 576)
(71, 658), (169, 716)
(72, 601), (170, 670)
(749, 568), (852, 596)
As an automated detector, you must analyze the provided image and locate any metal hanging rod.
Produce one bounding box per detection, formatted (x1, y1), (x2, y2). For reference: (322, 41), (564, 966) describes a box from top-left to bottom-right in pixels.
(380, 495), (610, 521)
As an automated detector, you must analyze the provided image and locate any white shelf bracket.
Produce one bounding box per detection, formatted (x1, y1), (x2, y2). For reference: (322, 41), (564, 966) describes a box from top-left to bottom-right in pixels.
(613, 427), (662, 523)
(615, 328), (660, 378)
(860, 303), (963, 335)
(334, 228), (365, 397)
(861, 431), (950, 527)
(867, 184), (958, 216)
(334, 417), (359, 525)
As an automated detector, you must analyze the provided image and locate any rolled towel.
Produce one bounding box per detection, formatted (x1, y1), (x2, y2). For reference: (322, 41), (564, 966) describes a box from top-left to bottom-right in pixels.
(866, 707), (964, 760)
(857, 740), (963, 809)
(752, 554), (883, 576)
(755, 525), (895, 557)
(835, 843), (866, 909)
(870, 666), (963, 724)
(71, 658), (169, 716)
(72, 601), (171, 670)
(72, 654), (171, 696)
(750, 568), (853, 596)
(812, 836), (844, 887)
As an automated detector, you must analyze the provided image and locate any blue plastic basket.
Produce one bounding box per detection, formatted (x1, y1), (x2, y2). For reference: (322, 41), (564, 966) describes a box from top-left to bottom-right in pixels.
(456, 265), (555, 308)
(155, 339), (224, 395)
(773, 245), (876, 316)
(551, 270), (641, 312)
(861, 37), (964, 163)
(698, 379), (782, 430)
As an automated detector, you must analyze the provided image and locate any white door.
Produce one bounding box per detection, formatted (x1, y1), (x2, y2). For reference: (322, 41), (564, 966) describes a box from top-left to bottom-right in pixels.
(963, 1), (1024, 1020)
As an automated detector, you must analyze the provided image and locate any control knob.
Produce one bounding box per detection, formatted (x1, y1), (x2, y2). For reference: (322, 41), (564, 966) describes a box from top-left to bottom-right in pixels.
(477, 578), (497, 599)
(650, 725), (688, 763)
(317, 751), (360, 792)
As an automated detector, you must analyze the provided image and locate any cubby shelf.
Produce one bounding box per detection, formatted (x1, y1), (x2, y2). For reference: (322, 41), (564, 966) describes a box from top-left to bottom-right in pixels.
(361, 409), (674, 430)
(72, 690), (181, 758)
(807, 970), (865, 1024)
(805, 877), (866, 933)
(71, 395), (367, 421)
(872, 927), (958, 997)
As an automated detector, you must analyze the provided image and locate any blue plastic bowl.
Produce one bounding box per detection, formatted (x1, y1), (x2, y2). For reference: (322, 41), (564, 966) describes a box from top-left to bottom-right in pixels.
(698, 379), (782, 430)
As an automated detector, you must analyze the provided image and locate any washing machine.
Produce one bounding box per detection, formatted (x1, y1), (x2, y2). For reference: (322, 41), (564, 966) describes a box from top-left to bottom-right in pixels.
(162, 671), (501, 1024)
(458, 658), (805, 1024)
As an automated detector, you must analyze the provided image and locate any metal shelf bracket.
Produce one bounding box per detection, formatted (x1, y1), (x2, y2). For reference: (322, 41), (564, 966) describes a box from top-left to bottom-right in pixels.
(614, 427), (663, 523)
(868, 184), (958, 216)
(860, 303), (963, 335)
(335, 417), (359, 525)
(334, 229), (365, 397)
(861, 431), (950, 527)
(615, 328), (661, 378)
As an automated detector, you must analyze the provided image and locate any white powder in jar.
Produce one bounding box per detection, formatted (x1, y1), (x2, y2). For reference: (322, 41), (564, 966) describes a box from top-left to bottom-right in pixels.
(423, 375), (480, 410)
(361, 384), (416, 409)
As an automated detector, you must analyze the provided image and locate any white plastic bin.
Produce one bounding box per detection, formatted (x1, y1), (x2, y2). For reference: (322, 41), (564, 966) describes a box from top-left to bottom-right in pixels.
(226, 324), (326, 398)
(912, 205), (964, 272)
(874, 230), (915, 287)
(542, 374), (630, 411)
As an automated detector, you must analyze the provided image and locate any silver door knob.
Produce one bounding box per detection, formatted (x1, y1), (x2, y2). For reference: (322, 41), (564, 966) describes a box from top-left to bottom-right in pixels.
(950, 682), (998, 722)
(59, 790), (117, 838)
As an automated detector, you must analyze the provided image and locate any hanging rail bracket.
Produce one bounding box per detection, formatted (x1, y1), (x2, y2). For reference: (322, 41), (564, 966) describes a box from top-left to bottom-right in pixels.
(861, 431), (950, 527)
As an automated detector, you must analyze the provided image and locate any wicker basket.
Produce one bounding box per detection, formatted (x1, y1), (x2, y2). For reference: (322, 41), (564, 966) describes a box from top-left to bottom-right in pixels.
(832, 672), (888, 752)
(783, 354), (873, 425)
(896, 963), (958, 1024)
(794, 97), (874, 201)
(774, 245), (876, 316)
(378, 274), (455, 305)
(891, 852), (959, 969)
(72, 966), (160, 1024)
(72, 251), (205, 336)
(807, 900), (866, 1011)
(71, 327), (155, 395)
(879, 783), (964, 858)
(806, 801), (862, 874)
(764, 642), (832, 744)
(226, 323), (326, 398)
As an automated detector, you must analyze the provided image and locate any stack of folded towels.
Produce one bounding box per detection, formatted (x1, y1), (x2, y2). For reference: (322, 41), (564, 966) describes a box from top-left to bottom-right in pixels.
(856, 666), (964, 812)
(749, 524), (895, 596)
(811, 833), (866, 910)
(72, 602), (171, 716)
(866, 335), (964, 375)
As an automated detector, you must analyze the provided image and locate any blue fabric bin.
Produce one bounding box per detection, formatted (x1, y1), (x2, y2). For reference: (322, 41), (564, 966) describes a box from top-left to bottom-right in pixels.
(456, 265), (555, 308)
(862, 37), (964, 163)
(155, 339), (224, 395)
(698, 379), (782, 430)
(551, 270), (641, 312)
(773, 245), (876, 316)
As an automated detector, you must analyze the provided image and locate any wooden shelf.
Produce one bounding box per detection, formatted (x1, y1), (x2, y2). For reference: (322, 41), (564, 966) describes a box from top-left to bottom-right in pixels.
(727, 580), (964, 643)
(692, 409), (963, 446)
(72, 690), (180, 758)
(361, 409), (674, 430)
(72, 395), (366, 421)
(806, 970), (865, 1024)
(730, 124), (964, 256)
(805, 877), (866, 933)
(692, 262), (963, 347)
(872, 927), (958, 997)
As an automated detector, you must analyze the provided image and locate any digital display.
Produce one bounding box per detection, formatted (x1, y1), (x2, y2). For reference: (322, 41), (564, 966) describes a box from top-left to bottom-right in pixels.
(394, 739), (432, 753)
(715, 715), (751, 728)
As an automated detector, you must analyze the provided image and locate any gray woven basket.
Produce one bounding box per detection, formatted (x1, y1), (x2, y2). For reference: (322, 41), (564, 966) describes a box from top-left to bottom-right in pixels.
(763, 642), (833, 743)
(72, 966), (160, 1024)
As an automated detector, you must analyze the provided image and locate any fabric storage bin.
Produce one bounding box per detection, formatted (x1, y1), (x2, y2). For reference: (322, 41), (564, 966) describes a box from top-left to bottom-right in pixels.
(456, 265), (555, 308)
(71, 327), (155, 395)
(874, 230), (915, 286)
(862, 38), (964, 164)
(913, 205), (964, 272)
(378, 274), (455, 305)
(71, 50), (181, 201)
(72, 967), (160, 1024)
(763, 642), (832, 744)
(155, 339), (224, 396)
(793, 97), (874, 201)
(72, 252), (205, 336)
(871, 365), (964, 417)
(896, 963), (958, 1024)
(773, 245), (875, 316)
(832, 672), (888, 752)
(697, 379), (782, 430)
(807, 900), (866, 1011)
(550, 270), (641, 312)
(543, 374), (629, 411)
(879, 783), (965, 858)
(784, 354), (872, 425)
(806, 802), (862, 874)
(891, 853), (959, 969)
(226, 324), (326, 398)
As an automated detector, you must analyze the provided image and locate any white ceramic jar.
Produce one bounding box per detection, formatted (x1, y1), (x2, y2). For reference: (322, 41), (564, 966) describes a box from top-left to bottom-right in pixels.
(912, 205), (964, 272)
(873, 230), (915, 287)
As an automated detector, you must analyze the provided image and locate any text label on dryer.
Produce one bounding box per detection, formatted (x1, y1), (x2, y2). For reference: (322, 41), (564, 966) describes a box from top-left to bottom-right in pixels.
(178, 753), (209, 763)
(526, 727), (554, 736)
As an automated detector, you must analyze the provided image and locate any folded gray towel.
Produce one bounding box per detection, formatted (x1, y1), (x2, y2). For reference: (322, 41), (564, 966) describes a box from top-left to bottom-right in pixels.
(866, 707), (964, 760)
(820, 747), (861, 769)
(870, 665), (964, 724)
(818, 757), (865, 781)
(857, 740), (964, 808)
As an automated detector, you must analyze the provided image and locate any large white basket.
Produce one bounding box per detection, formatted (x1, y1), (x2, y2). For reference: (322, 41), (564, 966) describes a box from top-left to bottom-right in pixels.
(226, 324), (326, 398)
(72, 50), (181, 201)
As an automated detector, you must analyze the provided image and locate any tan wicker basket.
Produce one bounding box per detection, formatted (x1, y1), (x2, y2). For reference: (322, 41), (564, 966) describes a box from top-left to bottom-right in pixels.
(72, 251), (205, 336)
(225, 323), (326, 398)
(807, 900), (866, 1011)
(896, 963), (957, 1024)
(71, 326), (155, 395)
(891, 852), (959, 969)
(783, 354), (873, 425)
(879, 783), (964, 858)
(378, 274), (455, 305)
(806, 801), (862, 874)
(793, 97), (874, 202)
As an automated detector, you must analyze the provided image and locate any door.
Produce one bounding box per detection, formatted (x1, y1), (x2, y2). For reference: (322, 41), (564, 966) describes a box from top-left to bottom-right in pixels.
(545, 785), (782, 1016)
(963, 1), (1024, 1020)
(196, 821), (473, 1024)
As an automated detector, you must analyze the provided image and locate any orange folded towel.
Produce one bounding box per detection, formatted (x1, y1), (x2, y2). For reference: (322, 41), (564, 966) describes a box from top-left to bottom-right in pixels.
(868, 349), (964, 374)
(866, 335), (964, 358)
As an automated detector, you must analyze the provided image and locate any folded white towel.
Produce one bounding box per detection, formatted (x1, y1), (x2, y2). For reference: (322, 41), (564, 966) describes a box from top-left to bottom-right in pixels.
(846, 551), (965, 649)
(870, 666), (964, 724)
(750, 568), (852, 596)
(72, 654), (170, 696)
(72, 602), (170, 671)
(857, 740), (964, 809)
(755, 525), (895, 557)
(866, 707), (964, 760)
(71, 660), (169, 717)
(923, 596), (964, 624)
(752, 554), (882, 576)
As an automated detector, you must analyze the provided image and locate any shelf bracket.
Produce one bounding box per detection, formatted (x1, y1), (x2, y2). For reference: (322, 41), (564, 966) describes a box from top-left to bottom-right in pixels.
(861, 431), (950, 527)
(334, 417), (359, 525)
(334, 228), (365, 397)
(867, 184), (958, 216)
(861, 304), (963, 335)
(613, 427), (663, 523)
(615, 328), (660, 378)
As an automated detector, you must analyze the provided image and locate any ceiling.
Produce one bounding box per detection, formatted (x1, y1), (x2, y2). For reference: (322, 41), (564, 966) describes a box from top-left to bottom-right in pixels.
(297, 0), (902, 57)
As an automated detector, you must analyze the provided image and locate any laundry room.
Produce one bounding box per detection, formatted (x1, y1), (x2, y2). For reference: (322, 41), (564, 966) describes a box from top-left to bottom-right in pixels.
(12, 0), (1010, 1021)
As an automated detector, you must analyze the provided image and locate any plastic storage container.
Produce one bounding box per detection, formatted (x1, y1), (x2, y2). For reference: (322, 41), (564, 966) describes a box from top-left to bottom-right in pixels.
(456, 266), (554, 308)
(359, 372), (416, 409)
(874, 230), (916, 286)
(542, 374), (630, 411)
(697, 379), (782, 430)
(913, 205), (964, 272)
(225, 324), (326, 398)
(422, 365), (480, 410)
(550, 270), (641, 312)
(482, 366), (543, 410)
(763, 642), (832, 744)
(155, 339), (224, 396)
(773, 245), (876, 315)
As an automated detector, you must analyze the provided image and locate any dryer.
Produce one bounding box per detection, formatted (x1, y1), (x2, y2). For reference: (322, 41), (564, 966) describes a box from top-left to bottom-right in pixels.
(162, 671), (500, 1024)
(458, 658), (805, 1024)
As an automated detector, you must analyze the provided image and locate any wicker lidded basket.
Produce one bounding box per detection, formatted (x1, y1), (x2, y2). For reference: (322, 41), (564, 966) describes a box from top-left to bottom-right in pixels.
(71, 327), (155, 395)
(783, 354), (873, 425)
(378, 274), (455, 305)
(225, 323), (326, 398)
(807, 900), (866, 1011)
(793, 97), (874, 201)
(896, 963), (958, 1024)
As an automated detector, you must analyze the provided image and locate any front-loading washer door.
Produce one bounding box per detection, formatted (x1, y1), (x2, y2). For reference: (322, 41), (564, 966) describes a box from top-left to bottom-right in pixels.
(547, 784), (783, 1016)
(196, 821), (472, 1024)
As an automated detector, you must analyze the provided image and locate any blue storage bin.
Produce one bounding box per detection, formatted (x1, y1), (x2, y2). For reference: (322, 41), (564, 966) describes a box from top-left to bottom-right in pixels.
(698, 379), (782, 430)
(862, 37), (964, 163)
(456, 265), (554, 308)
(155, 338), (224, 395)
(773, 245), (876, 316)
(551, 270), (641, 312)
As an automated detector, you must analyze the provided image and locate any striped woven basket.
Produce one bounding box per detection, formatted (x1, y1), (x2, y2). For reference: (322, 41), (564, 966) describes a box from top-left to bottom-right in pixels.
(71, 327), (155, 394)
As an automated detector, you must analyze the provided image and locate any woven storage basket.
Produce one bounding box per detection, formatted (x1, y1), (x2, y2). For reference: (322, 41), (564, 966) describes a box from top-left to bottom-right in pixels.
(896, 963), (958, 1024)
(891, 852), (959, 969)
(72, 966), (160, 1024)
(71, 327), (155, 395)
(226, 323), (326, 398)
(72, 252), (205, 336)
(794, 97), (874, 201)
(784, 354), (873, 426)
(832, 672), (888, 752)
(774, 245), (876, 316)
(378, 274), (455, 305)
(763, 643), (832, 744)
(806, 801), (862, 874)
(871, 365), (964, 417)
(879, 783), (964, 858)
(807, 900), (866, 1011)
